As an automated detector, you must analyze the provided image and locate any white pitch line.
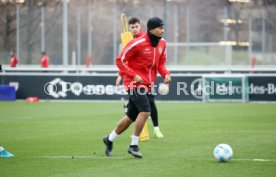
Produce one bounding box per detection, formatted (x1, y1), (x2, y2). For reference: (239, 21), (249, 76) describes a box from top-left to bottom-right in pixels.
(37, 156), (276, 162)
(190, 157), (276, 163)
(38, 155), (127, 159)
(236, 158), (276, 162)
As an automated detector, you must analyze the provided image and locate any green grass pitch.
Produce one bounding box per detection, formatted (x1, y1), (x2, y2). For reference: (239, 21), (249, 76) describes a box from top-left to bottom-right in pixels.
(0, 102), (276, 177)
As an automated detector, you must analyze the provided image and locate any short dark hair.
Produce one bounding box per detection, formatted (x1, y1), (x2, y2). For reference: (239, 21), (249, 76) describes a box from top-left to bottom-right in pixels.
(128, 17), (140, 25)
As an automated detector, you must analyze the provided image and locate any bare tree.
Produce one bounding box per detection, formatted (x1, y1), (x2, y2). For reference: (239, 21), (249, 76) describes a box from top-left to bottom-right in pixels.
(0, 3), (17, 53)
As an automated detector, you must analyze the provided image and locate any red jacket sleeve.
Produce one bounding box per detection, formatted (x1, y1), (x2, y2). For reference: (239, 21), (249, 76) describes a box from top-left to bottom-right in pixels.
(116, 40), (138, 80)
(158, 47), (170, 78)
(118, 71), (124, 77)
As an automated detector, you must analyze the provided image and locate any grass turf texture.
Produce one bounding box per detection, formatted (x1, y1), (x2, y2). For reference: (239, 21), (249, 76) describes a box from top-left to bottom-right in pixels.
(0, 102), (276, 177)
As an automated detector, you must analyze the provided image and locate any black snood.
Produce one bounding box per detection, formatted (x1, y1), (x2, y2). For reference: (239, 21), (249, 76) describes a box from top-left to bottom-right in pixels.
(147, 31), (161, 47)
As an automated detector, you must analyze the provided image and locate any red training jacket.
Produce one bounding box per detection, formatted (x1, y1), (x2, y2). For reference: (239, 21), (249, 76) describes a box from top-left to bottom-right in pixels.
(118, 30), (145, 77)
(10, 56), (18, 67)
(134, 30), (144, 38)
(116, 33), (170, 91)
(41, 55), (49, 68)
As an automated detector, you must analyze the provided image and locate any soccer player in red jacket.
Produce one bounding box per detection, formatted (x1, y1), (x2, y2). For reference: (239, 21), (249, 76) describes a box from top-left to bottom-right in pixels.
(116, 17), (144, 86)
(104, 17), (171, 158)
(10, 50), (18, 68)
(41, 51), (49, 68)
(116, 17), (165, 139)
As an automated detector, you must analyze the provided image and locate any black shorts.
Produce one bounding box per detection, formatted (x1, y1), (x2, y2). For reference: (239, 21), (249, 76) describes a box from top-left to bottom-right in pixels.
(126, 88), (151, 121)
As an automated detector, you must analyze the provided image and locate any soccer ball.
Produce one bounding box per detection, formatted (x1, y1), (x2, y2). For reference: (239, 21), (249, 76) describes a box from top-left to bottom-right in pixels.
(213, 144), (233, 162)
(158, 83), (169, 95)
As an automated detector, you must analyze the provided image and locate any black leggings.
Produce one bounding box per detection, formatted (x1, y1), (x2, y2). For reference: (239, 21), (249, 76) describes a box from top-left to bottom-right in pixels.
(144, 93), (158, 127)
(149, 98), (158, 127)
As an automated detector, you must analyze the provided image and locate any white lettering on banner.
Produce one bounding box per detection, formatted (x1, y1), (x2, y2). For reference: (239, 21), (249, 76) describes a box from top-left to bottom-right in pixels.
(105, 85), (114, 95)
(58, 80), (70, 97)
(44, 78), (127, 98)
(44, 78), (61, 98)
(249, 84), (265, 94)
(235, 86), (242, 94)
(177, 82), (188, 96)
(216, 84), (229, 95)
(190, 78), (202, 99)
(71, 82), (83, 96)
(44, 78), (276, 99)
(268, 84), (276, 95)
(202, 81), (215, 97)
(215, 82), (243, 96)
(249, 83), (276, 95)
(83, 85), (95, 95)
(96, 85), (105, 95)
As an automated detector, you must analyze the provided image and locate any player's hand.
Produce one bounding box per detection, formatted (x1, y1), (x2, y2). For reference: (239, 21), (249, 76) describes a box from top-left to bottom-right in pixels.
(116, 76), (122, 86)
(164, 74), (171, 84)
(134, 75), (143, 84)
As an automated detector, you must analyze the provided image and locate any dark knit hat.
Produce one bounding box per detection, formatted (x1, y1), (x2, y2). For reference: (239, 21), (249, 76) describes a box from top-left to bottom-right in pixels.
(147, 17), (164, 31)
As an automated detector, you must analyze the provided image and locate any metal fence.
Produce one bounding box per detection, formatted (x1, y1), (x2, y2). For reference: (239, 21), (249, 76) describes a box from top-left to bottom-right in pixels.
(0, 0), (275, 66)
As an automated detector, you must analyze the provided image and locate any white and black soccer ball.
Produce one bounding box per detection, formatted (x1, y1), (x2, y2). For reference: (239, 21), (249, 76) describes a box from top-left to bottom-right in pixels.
(213, 144), (233, 162)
